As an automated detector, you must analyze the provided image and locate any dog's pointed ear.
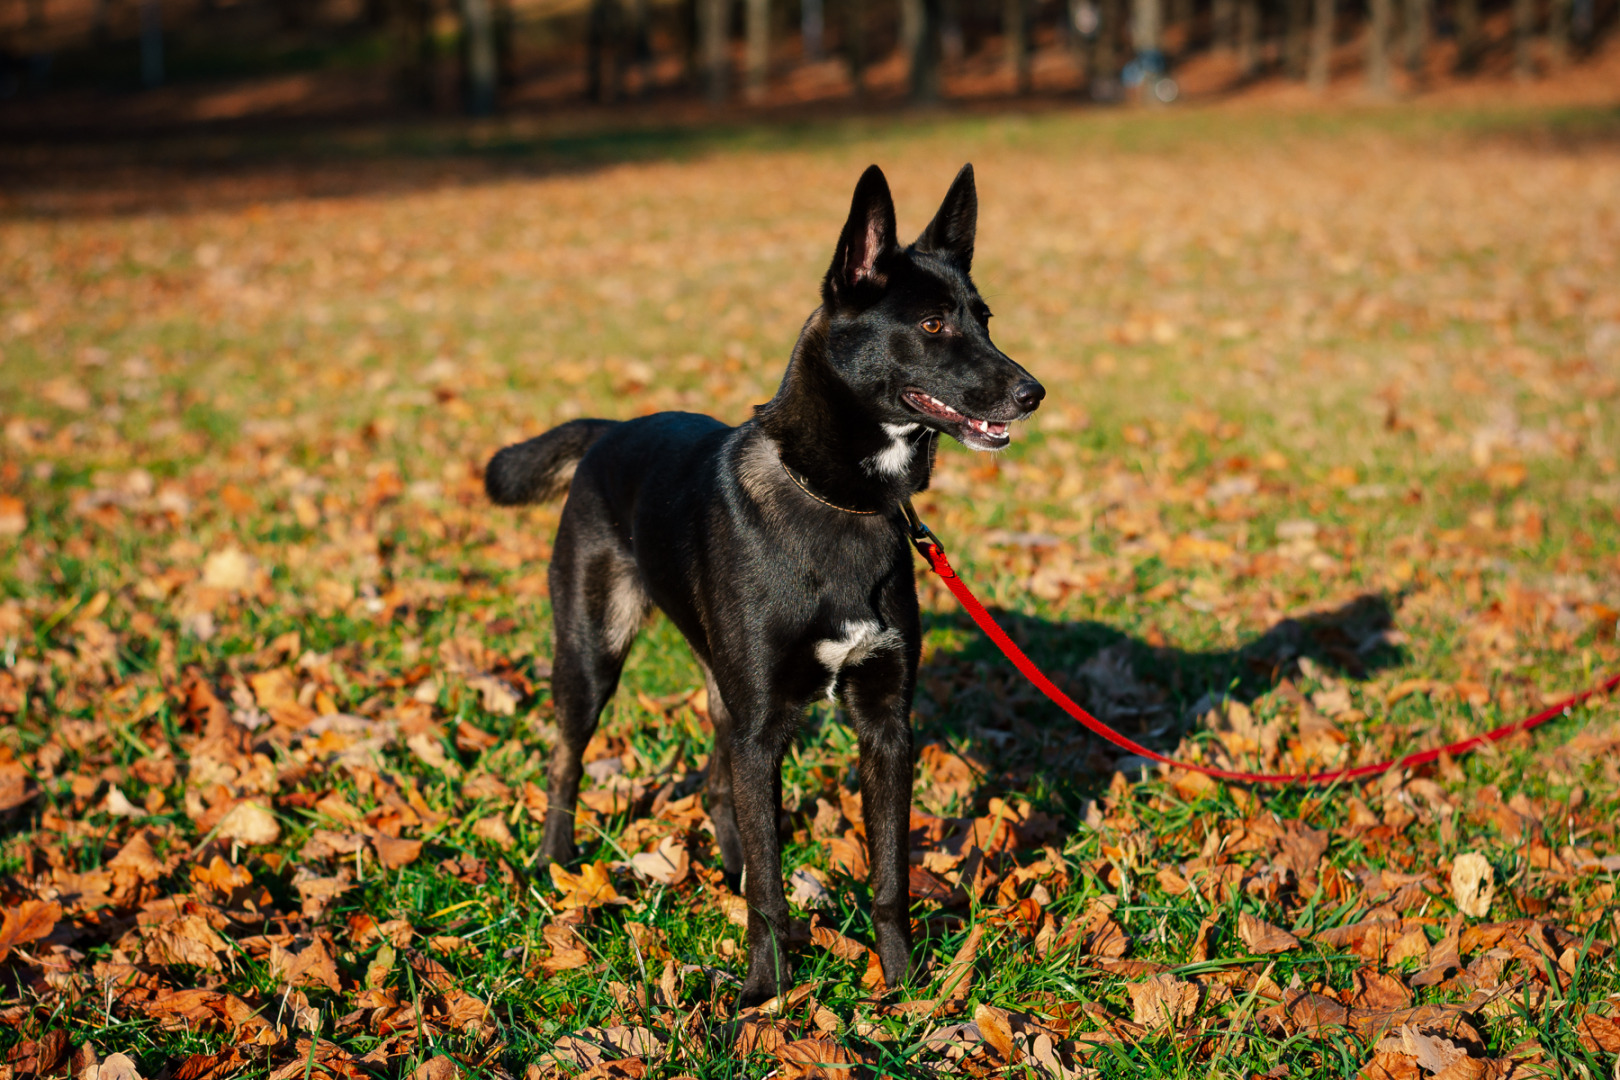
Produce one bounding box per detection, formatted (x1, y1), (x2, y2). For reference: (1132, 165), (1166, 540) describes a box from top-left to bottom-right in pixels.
(825, 164), (898, 303)
(914, 163), (977, 270)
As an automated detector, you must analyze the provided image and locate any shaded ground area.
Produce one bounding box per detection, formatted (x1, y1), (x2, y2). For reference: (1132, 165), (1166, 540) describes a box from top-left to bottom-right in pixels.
(1, 103), (1619, 1078)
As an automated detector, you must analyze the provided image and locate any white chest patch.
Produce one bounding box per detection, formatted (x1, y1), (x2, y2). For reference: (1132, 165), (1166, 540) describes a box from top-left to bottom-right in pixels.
(863, 423), (920, 478)
(814, 619), (904, 699)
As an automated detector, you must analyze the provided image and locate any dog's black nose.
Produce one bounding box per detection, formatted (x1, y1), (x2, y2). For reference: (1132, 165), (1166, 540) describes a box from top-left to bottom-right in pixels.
(1012, 380), (1046, 413)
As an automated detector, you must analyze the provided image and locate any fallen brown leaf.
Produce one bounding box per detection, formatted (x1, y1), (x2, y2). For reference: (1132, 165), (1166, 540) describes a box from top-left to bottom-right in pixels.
(143, 915), (229, 971)
(1450, 853), (1494, 918)
(937, 924), (984, 1001)
(1126, 973), (1200, 1028)
(1239, 911), (1300, 954)
(270, 935), (342, 992)
(1349, 968), (1414, 1011)
(372, 834), (423, 869)
(0, 899), (61, 962)
(550, 861), (626, 910)
(214, 801), (281, 846)
(974, 1003), (1018, 1062)
(776, 1037), (863, 1078)
(629, 835), (690, 886)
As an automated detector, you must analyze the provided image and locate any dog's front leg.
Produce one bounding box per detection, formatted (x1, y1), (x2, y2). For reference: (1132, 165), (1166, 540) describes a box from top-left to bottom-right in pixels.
(843, 658), (916, 990)
(728, 713), (795, 1010)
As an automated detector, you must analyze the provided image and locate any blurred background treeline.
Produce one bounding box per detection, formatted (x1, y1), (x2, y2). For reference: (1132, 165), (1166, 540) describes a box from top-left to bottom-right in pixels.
(1, 0), (1616, 130)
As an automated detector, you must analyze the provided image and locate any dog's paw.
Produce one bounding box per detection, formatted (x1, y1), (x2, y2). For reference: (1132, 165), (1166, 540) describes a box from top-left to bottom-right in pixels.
(735, 974), (792, 1014)
(537, 838), (576, 868)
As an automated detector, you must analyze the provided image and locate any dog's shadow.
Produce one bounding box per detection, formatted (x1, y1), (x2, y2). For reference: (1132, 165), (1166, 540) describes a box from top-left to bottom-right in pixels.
(897, 590), (1405, 808)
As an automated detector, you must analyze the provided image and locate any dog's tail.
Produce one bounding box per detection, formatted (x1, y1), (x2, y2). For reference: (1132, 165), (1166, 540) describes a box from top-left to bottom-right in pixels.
(485, 419), (618, 506)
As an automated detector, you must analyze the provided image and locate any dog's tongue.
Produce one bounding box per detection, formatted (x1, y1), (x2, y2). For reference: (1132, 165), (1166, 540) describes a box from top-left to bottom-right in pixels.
(967, 418), (1009, 437)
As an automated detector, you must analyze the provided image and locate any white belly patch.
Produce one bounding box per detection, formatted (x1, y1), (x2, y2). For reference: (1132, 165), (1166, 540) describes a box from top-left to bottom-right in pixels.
(815, 619), (904, 699)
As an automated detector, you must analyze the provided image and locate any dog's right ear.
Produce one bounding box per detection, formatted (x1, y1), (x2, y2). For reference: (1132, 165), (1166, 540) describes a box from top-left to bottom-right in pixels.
(824, 165), (898, 305)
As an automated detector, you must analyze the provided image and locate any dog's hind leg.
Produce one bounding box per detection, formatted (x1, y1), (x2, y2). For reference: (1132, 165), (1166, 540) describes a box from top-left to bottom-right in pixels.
(543, 524), (649, 865)
(700, 667), (746, 887)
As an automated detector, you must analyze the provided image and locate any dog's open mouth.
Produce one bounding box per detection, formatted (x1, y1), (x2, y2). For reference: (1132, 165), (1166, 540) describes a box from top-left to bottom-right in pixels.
(901, 389), (1011, 450)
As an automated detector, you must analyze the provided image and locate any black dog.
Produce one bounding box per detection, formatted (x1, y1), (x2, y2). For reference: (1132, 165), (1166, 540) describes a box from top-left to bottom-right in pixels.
(485, 163), (1043, 1008)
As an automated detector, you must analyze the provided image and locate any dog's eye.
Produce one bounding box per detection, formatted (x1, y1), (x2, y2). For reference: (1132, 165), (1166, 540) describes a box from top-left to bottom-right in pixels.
(920, 318), (945, 334)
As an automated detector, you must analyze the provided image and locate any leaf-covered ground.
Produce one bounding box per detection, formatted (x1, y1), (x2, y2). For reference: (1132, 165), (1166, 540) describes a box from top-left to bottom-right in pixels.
(2, 105), (1620, 1080)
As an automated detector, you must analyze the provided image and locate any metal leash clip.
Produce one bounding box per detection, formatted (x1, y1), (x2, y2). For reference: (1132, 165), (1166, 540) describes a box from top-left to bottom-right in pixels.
(900, 499), (944, 560)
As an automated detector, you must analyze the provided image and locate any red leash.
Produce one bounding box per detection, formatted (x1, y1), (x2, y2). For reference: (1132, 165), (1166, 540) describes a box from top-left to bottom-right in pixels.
(905, 512), (1620, 785)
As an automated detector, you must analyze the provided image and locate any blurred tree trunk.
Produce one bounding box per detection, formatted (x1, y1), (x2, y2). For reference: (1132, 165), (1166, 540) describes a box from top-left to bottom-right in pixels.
(501, 1), (517, 89)
(1547, 0), (1570, 65)
(745, 0), (768, 100)
(1094, 0), (1119, 92)
(700, 0), (727, 102)
(905, 0), (942, 100)
(902, 0), (920, 59)
(845, 0), (865, 98)
(1365, 0), (1391, 93)
(586, 0), (614, 101)
(1169, 0), (1193, 53)
(802, 0), (823, 59)
(941, 0), (963, 60)
(625, 0), (650, 95)
(1213, 0), (1234, 50)
(1402, 0), (1426, 76)
(1067, 0), (1090, 78)
(393, 0), (456, 109)
(1133, 0), (1163, 65)
(1284, 0), (1308, 75)
(140, 0), (163, 86)
(1570, 0), (1591, 54)
(1004, 0), (1030, 93)
(682, 0), (699, 86)
(1512, 0), (1535, 77)
(1236, 0), (1259, 76)
(1453, 0), (1479, 71)
(462, 0), (497, 113)
(1307, 0), (1331, 88)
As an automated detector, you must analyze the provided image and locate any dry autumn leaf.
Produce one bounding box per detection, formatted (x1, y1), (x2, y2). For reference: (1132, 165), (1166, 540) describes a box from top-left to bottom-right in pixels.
(541, 922), (591, 972)
(1350, 969), (1414, 1012)
(190, 854), (252, 895)
(270, 935), (343, 992)
(472, 814), (515, 849)
(1127, 973), (1200, 1028)
(550, 861), (626, 910)
(83, 1053), (143, 1080)
(0, 899), (61, 962)
(1238, 912), (1300, 954)
(1449, 853), (1494, 918)
(0, 494), (26, 536)
(1576, 1013), (1620, 1053)
(973, 1003), (1018, 1062)
(143, 915), (230, 971)
(809, 915), (873, 965)
(372, 834), (424, 869)
(937, 924), (984, 1000)
(825, 834), (868, 880)
(629, 835), (690, 886)
(775, 1037), (864, 1078)
(214, 801), (281, 846)
(788, 866), (834, 909)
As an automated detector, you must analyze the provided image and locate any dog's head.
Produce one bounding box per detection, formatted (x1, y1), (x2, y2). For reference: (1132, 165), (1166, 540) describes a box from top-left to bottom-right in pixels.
(820, 163), (1043, 452)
